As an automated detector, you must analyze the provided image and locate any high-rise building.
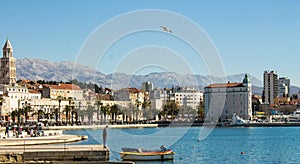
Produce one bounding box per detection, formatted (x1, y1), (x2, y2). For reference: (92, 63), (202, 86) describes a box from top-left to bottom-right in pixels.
(141, 81), (153, 92)
(278, 77), (290, 97)
(0, 39), (17, 85)
(263, 71), (278, 105)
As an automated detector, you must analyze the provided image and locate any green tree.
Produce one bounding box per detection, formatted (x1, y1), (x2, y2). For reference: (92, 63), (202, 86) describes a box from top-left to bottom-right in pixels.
(110, 104), (121, 123)
(0, 96), (4, 122)
(22, 103), (33, 123)
(127, 103), (137, 123)
(197, 105), (205, 121)
(162, 101), (179, 120)
(56, 96), (64, 122)
(86, 102), (95, 125)
(135, 99), (142, 123)
(11, 111), (17, 123)
(52, 108), (60, 124)
(95, 99), (103, 123)
(76, 109), (85, 124)
(101, 105), (110, 124)
(37, 109), (45, 122)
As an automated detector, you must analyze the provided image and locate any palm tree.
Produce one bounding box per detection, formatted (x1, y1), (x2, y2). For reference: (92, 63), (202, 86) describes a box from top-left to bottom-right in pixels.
(110, 104), (121, 124)
(135, 99), (142, 123)
(76, 109), (85, 124)
(74, 101), (82, 125)
(120, 106), (128, 124)
(142, 97), (152, 121)
(94, 99), (103, 124)
(22, 103), (33, 123)
(12, 108), (23, 124)
(56, 96), (64, 122)
(197, 105), (205, 122)
(0, 96), (4, 122)
(53, 108), (60, 124)
(11, 111), (17, 123)
(101, 105), (110, 124)
(65, 97), (74, 124)
(86, 102), (95, 125)
(127, 103), (137, 123)
(36, 109), (45, 122)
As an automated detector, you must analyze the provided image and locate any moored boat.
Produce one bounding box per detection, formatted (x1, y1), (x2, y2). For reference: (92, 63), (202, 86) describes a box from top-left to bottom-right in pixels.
(120, 146), (175, 161)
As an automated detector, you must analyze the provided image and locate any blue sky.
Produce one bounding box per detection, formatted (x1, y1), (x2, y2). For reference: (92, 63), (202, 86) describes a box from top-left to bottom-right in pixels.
(0, 0), (299, 86)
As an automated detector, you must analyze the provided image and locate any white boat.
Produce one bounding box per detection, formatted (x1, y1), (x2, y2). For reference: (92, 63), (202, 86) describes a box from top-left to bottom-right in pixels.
(120, 147), (175, 161)
(231, 113), (246, 125)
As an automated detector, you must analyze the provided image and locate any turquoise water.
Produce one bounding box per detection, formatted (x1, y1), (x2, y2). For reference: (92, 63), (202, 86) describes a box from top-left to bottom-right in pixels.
(64, 127), (300, 164)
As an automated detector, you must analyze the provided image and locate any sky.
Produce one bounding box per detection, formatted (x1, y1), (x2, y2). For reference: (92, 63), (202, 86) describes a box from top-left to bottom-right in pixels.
(0, 0), (299, 86)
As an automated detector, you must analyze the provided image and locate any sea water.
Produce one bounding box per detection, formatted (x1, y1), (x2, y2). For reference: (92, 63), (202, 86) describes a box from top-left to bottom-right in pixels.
(64, 126), (300, 164)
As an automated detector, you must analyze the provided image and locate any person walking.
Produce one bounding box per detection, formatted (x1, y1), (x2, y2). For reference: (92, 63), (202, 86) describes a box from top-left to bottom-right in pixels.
(5, 124), (9, 138)
(102, 126), (108, 148)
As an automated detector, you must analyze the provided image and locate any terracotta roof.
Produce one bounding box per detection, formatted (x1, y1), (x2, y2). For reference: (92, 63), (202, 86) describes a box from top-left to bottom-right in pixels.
(29, 90), (40, 94)
(44, 84), (82, 90)
(120, 88), (140, 93)
(205, 83), (244, 88)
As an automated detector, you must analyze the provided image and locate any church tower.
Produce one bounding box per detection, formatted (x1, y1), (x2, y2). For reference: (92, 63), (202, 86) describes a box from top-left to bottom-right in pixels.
(0, 39), (17, 85)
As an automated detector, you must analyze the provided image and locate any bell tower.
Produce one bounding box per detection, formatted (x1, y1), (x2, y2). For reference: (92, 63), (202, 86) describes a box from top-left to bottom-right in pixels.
(0, 39), (17, 85)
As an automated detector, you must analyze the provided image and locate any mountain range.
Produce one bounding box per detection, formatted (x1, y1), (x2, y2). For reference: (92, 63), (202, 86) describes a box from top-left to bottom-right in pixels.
(16, 58), (300, 95)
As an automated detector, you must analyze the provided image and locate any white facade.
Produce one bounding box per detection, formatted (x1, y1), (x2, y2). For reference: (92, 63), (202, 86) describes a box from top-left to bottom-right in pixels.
(175, 86), (203, 109)
(278, 77), (290, 97)
(263, 71), (278, 105)
(0, 84), (42, 121)
(204, 74), (252, 122)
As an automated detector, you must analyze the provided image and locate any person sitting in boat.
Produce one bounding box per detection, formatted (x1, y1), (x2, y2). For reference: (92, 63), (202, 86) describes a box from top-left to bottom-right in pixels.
(160, 145), (167, 152)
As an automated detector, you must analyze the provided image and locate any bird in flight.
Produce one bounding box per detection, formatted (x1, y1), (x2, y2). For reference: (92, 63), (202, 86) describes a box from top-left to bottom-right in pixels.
(160, 26), (173, 33)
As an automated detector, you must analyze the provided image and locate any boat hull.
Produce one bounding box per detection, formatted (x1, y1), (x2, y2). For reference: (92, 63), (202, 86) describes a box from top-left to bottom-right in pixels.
(120, 151), (175, 161)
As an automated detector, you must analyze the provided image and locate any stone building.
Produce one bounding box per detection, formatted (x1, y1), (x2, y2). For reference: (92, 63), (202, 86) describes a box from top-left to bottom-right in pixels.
(204, 74), (252, 122)
(0, 39), (17, 85)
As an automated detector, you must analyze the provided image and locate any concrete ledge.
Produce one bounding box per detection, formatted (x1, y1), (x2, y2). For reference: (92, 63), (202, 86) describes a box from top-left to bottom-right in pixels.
(1, 145), (109, 163)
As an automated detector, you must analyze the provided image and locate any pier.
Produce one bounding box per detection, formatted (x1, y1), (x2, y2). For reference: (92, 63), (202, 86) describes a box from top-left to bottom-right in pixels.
(0, 145), (109, 163)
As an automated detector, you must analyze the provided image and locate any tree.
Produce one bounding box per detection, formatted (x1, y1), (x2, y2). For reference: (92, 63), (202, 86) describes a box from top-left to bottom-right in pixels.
(37, 109), (45, 122)
(197, 105), (205, 122)
(86, 102), (95, 125)
(76, 108), (85, 124)
(110, 104), (122, 123)
(126, 103), (137, 123)
(162, 101), (178, 120)
(56, 96), (64, 122)
(11, 111), (17, 123)
(52, 108), (60, 124)
(135, 99), (142, 123)
(101, 105), (110, 124)
(0, 96), (4, 122)
(11, 108), (22, 124)
(22, 102), (33, 123)
(95, 99), (103, 124)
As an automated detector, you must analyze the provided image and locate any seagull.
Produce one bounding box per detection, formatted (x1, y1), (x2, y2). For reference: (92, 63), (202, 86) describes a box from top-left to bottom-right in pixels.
(160, 26), (173, 33)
